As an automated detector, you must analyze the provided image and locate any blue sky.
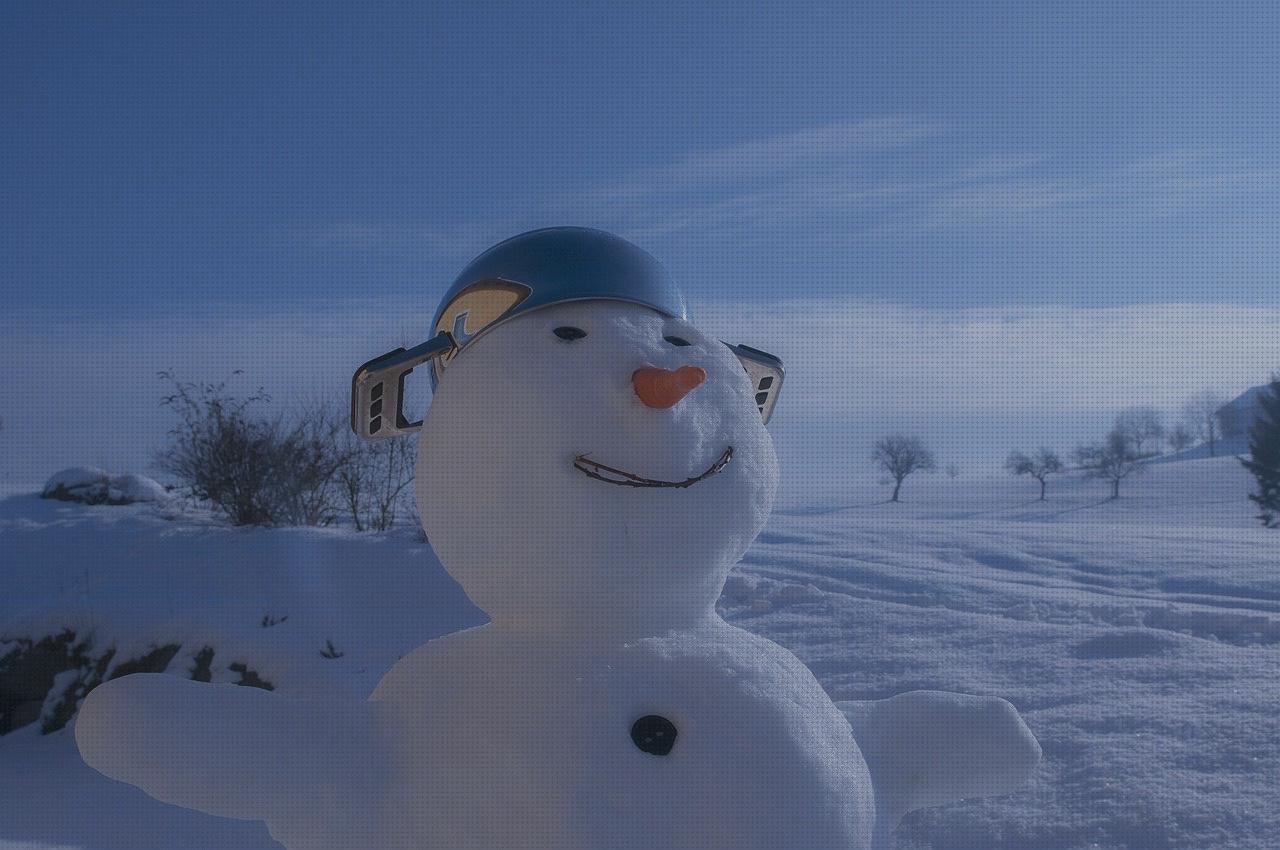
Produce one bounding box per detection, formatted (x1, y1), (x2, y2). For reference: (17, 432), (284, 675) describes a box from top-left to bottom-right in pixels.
(3, 1), (1280, 486)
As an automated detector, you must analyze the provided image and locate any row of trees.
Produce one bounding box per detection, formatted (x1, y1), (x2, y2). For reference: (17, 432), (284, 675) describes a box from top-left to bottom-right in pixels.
(1005, 436), (1148, 501)
(1077, 393), (1230, 459)
(872, 429), (1160, 505)
(872, 381), (1280, 526)
(872, 389), (1237, 504)
(873, 421), (1158, 505)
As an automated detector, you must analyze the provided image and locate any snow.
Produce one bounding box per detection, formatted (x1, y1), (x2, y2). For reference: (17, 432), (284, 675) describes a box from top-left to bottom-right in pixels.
(5, 404), (1274, 844)
(2, 450), (1276, 848)
(41, 468), (110, 493)
(105, 474), (169, 504)
(0, 492), (483, 701)
(40, 468), (169, 506)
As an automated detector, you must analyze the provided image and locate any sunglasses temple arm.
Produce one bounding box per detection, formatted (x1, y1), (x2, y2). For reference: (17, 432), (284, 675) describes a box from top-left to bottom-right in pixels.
(724, 342), (784, 425)
(351, 331), (458, 438)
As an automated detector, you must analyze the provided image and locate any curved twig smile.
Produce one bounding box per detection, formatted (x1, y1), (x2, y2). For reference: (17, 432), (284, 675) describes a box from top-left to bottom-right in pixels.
(573, 446), (733, 488)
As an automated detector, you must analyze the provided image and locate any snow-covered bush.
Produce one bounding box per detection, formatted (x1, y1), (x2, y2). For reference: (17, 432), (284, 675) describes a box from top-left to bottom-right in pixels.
(41, 467), (169, 505)
(0, 630), (273, 736)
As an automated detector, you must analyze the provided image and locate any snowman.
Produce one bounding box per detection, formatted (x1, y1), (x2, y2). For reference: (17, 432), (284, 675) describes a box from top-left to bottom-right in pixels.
(76, 227), (1040, 850)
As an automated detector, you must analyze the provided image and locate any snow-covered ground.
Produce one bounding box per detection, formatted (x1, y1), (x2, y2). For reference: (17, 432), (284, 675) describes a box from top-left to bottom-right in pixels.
(2, 454), (1277, 849)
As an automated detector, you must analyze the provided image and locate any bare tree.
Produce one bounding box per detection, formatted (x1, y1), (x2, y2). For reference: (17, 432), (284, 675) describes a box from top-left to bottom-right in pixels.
(1113, 407), (1165, 456)
(872, 434), (937, 502)
(337, 434), (417, 532)
(1167, 423), (1195, 452)
(1005, 448), (1064, 500)
(1182, 389), (1225, 457)
(1074, 429), (1146, 499)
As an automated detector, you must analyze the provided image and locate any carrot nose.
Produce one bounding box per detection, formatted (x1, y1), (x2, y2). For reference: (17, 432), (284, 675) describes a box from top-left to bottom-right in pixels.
(632, 365), (707, 409)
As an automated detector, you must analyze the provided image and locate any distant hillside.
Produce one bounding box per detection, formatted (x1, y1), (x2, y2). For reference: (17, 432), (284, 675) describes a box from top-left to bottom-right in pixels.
(1148, 434), (1249, 465)
(1218, 383), (1275, 439)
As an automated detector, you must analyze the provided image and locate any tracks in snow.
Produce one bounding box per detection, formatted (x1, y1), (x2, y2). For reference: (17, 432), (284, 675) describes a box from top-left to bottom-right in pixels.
(732, 516), (1280, 647)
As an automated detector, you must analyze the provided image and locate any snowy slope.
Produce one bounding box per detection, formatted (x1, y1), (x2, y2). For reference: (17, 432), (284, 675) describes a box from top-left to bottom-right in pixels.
(2, 455), (1277, 850)
(0, 494), (484, 699)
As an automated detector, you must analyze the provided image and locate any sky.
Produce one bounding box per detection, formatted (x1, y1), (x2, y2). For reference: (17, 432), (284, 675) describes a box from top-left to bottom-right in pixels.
(3, 1), (1279, 488)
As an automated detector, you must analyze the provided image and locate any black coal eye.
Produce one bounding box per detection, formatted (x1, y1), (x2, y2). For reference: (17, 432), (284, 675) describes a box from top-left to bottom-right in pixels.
(554, 326), (587, 341)
(664, 335), (692, 347)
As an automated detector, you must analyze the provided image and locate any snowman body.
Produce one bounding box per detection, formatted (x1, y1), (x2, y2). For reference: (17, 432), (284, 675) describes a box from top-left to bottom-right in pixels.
(371, 620), (874, 850)
(362, 299), (874, 848)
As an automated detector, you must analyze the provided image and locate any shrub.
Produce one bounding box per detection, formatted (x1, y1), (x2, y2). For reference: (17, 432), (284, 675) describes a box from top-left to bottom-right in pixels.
(336, 431), (417, 532)
(154, 372), (353, 527)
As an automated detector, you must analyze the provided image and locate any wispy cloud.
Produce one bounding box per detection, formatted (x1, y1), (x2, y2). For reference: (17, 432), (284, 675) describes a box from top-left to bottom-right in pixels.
(577, 115), (940, 202)
(940, 152), (1048, 185)
(587, 123), (1267, 247)
(294, 117), (1275, 253)
(908, 152), (1277, 231)
(917, 179), (1099, 228)
(286, 219), (530, 254)
(295, 116), (941, 250)
(693, 298), (1280, 421)
(595, 128), (1274, 245)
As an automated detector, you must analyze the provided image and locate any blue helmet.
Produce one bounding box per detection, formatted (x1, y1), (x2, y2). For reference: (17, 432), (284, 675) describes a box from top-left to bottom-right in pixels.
(434, 227), (686, 337)
(426, 227), (687, 388)
(351, 227), (782, 438)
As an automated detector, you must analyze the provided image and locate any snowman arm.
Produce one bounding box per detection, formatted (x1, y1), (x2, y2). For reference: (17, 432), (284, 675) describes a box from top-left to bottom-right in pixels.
(837, 690), (1041, 825)
(76, 673), (381, 822)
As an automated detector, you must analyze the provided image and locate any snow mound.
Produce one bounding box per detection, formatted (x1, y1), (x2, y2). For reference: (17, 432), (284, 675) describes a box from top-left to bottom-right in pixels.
(41, 468), (169, 505)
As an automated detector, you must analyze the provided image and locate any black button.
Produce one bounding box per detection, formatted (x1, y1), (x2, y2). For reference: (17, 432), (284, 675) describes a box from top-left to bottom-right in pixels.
(631, 714), (677, 756)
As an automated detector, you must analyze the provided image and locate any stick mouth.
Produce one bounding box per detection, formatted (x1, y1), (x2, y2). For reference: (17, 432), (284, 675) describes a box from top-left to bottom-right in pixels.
(573, 446), (733, 489)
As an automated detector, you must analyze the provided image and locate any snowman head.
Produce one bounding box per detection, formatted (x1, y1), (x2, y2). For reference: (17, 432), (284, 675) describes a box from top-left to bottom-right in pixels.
(351, 229), (783, 637)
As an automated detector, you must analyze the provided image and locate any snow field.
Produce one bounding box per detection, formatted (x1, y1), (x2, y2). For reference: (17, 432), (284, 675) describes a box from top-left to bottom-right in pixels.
(1, 453), (1276, 848)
